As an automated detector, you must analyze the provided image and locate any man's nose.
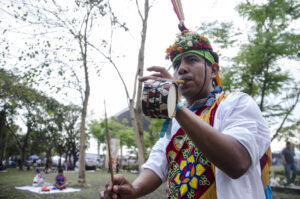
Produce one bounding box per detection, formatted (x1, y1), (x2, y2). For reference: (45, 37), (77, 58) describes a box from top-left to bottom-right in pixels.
(178, 61), (188, 75)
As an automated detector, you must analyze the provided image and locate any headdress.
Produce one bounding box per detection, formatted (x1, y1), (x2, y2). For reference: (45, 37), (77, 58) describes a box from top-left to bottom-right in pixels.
(165, 30), (221, 86)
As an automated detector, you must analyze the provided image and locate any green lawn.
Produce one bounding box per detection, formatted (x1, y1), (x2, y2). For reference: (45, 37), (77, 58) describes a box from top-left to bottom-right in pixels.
(0, 168), (298, 199)
(0, 168), (166, 199)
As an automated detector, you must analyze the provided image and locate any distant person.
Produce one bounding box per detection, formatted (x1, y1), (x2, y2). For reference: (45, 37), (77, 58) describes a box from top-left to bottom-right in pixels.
(282, 141), (298, 185)
(33, 159), (37, 170)
(33, 168), (47, 187)
(66, 161), (72, 171)
(53, 168), (67, 190)
(116, 158), (120, 173)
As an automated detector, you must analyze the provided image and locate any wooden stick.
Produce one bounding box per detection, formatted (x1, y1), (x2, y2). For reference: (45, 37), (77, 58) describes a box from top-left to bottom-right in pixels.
(104, 100), (114, 185)
(175, 79), (185, 84)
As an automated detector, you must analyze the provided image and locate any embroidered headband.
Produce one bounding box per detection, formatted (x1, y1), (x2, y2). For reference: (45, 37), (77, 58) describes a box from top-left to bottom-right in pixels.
(165, 30), (221, 86)
(172, 50), (215, 65)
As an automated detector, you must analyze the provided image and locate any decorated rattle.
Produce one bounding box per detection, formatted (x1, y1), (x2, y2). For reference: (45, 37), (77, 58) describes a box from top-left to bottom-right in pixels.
(142, 79), (184, 119)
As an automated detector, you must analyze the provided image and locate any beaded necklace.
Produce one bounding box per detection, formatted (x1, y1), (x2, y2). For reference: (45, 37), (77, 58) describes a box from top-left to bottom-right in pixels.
(160, 86), (223, 138)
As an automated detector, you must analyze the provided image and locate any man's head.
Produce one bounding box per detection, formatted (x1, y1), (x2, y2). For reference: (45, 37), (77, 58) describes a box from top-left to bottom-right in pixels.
(165, 30), (220, 103)
(286, 141), (291, 148)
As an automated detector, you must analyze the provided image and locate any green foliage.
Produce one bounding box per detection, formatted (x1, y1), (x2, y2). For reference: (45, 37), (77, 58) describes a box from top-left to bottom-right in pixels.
(197, 21), (242, 50)
(0, 68), (82, 166)
(147, 118), (164, 146)
(198, 0), (300, 142)
(88, 117), (136, 150)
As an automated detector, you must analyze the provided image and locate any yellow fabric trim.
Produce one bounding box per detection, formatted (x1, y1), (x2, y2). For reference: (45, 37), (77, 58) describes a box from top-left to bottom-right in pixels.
(199, 181), (217, 199)
(197, 93), (228, 199)
(261, 147), (272, 189)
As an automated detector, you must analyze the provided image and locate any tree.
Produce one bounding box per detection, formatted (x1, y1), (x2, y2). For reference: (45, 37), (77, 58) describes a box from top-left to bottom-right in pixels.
(88, 117), (136, 165)
(85, 0), (153, 170)
(0, 69), (59, 170)
(0, 0), (121, 185)
(63, 105), (81, 168)
(198, 0), (300, 142)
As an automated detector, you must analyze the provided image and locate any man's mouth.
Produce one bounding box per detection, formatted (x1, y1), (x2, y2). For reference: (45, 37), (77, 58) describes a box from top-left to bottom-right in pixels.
(180, 76), (193, 83)
(178, 77), (192, 89)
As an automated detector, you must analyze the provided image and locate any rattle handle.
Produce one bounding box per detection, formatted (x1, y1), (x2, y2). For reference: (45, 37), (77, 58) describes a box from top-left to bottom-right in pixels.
(175, 79), (185, 84)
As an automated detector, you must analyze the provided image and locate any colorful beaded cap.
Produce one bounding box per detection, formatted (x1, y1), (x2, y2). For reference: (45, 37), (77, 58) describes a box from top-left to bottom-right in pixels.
(165, 30), (213, 62)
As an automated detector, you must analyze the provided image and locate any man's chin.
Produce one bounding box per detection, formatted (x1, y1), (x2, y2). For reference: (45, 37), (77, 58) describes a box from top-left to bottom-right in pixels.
(179, 88), (193, 98)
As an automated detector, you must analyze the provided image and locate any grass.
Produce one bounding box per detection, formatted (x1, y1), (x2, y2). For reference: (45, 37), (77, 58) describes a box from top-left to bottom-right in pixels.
(0, 168), (166, 199)
(0, 168), (299, 199)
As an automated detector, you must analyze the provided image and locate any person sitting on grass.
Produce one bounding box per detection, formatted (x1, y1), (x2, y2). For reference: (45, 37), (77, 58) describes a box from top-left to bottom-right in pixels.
(33, 168), (46, 187)
(53, 168), (67, 190)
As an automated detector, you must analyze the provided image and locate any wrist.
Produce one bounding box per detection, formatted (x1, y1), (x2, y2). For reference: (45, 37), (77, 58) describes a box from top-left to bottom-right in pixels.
(176, 102), (184, 113)
(131, 183), (140, 199)
(172, 102), (184, 118)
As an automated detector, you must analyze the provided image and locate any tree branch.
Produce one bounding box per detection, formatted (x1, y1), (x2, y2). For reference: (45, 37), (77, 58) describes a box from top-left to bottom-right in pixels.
(87, 42), (130, 104)
(272, 88), (300, 141)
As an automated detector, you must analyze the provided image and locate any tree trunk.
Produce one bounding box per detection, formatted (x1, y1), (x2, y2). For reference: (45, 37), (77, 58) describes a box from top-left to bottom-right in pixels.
(77, 9), (91, 186)
(18, 121), (32, 170)
(0, 132), (6, 167)
(0, 109), (6, 167)
(129, 0), (150, 171)
(58, 154), (62, 168)
(129, 104), (145, 170)
(259, 71), (268, 111)
(2, 133), (9, 167)
(72, 149), (77, 170)
(78, 80), (89, 185)
(19, 148), (26, 171)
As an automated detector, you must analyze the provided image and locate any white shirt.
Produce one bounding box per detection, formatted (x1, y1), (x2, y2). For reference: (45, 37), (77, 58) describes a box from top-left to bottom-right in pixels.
(142, 92), (271, 199)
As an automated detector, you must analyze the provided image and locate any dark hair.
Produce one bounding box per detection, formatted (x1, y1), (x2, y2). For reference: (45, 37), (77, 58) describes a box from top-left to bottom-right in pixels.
(58, 168), (63, 173)
(286, 141), (291, 145)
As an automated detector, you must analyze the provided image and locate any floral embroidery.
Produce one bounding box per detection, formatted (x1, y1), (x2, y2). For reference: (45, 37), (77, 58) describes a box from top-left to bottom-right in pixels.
(173, 153), (206, 198)
(173, 136), (184, 151)
(168, 150), (177, 161)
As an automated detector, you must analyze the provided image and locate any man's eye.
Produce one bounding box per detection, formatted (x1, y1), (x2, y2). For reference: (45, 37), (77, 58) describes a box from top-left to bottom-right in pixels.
(188, 57), (197, 62)
(173, 61), (180, 69)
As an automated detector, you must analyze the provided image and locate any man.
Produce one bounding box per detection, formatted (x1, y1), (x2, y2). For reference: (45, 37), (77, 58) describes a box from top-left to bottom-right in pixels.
(100, 30), (271, 199)
(282, 141), (298, 185)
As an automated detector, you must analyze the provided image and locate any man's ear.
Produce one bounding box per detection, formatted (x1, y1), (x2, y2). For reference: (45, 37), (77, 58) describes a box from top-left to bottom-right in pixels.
(211, 63), (219, 78)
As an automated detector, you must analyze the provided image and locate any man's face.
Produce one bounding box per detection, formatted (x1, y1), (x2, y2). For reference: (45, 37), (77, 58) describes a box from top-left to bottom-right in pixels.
(173, 53), (214, 102)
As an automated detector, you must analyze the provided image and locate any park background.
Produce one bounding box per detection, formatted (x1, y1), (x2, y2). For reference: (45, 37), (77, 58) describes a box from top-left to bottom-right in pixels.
(0, 0), (300, 198)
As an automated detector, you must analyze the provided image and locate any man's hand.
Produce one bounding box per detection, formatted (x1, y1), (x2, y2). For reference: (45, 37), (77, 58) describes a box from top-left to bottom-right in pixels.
(100, 174), (136, 199)
(100, 169), (162, 199)
(138, 66), (174, 82)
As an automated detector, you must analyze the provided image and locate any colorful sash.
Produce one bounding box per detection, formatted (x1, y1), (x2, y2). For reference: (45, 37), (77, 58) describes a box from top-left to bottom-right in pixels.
(165, 92), (272, 199)
(166, 94), (227, 199)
